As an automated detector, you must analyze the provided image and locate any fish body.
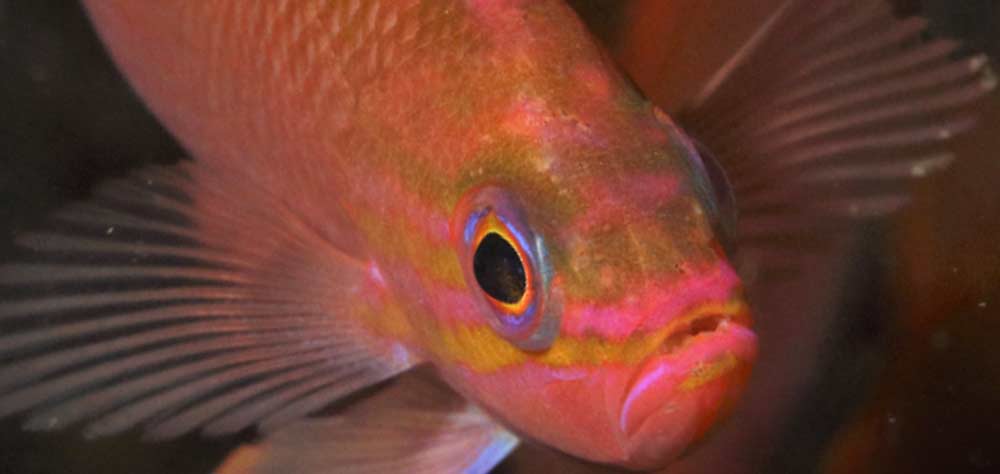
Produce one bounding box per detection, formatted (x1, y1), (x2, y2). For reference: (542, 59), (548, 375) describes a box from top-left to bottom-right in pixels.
(78, 0), (754, 469)
(0, 0), (992, 472)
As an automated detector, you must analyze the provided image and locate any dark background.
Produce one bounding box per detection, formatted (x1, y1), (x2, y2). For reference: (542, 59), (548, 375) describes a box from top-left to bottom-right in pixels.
(0, 1), (998, 473)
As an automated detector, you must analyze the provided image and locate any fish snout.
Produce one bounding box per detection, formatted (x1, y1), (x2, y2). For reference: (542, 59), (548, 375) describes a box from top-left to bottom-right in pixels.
(613, 311), (757, 470)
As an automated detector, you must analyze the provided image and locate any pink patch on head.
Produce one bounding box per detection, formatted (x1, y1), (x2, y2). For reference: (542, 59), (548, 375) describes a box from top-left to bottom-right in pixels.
(466, 0), (530, 39)
(566, 173), (681, 234)
(500, 98), (608, 150)
(573, 63), (613, 101)
(501, 98), (551, 137)
(624, 173), (682, 206)
(560, 262), (742, 340)
(567, 172), (682, 234)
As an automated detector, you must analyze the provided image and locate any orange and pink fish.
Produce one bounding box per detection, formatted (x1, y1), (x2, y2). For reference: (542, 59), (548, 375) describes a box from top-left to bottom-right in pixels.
(0, 0), (993, 473)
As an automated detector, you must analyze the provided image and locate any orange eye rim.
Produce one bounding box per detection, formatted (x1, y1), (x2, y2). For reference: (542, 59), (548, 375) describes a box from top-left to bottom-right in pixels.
(471, 211), (536, 316)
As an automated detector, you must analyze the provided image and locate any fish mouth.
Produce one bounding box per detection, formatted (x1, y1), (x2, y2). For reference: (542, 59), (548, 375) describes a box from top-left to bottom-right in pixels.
(656, 311), (747, 356)
(616, 305), (757, 467)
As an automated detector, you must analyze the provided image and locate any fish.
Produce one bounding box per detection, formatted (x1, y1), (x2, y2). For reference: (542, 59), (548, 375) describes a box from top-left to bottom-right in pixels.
(0, 1), (992, 473)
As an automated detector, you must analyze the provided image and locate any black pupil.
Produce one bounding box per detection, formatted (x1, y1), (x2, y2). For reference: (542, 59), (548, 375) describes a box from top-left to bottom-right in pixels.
(473, 232), (527, 304)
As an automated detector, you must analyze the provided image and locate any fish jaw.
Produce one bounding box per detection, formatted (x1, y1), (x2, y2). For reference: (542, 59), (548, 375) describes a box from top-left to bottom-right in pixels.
(444, 298), (756, 470)
(615, 317), (757, 469)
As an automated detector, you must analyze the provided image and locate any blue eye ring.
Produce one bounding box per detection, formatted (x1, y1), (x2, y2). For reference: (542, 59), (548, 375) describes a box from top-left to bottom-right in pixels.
(452, 186), (561, 351)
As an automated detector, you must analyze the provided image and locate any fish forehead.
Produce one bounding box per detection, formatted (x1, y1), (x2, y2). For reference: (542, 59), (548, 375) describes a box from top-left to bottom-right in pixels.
(350, 1), (671, 183)
(348, 10), (719, 310)
(353, 87), (715, 300)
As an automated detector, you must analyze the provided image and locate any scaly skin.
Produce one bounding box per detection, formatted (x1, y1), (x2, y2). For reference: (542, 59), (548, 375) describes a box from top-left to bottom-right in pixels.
(82, 0), (756, 469)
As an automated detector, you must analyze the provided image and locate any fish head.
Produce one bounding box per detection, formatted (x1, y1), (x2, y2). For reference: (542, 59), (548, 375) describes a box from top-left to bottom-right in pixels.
(436, 76), (758, 470)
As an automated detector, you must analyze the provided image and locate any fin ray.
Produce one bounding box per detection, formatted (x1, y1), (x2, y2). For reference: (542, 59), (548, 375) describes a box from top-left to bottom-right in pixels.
(216, 371), (517, 474)
(674, 0), (993, 290)
(0, 164), (417, 439)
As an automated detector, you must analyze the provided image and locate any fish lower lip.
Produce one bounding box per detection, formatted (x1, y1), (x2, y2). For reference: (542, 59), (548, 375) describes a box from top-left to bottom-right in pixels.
(618, 319), (757, 439)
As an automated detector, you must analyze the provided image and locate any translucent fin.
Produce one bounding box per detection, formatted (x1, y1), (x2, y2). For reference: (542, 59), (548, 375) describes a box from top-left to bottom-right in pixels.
(674, 0), (996, 281)
(216, 370), (518, 474)
(0, 163), (417, 439)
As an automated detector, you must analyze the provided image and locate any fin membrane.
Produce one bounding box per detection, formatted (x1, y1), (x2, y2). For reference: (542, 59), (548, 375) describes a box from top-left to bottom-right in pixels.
(673, 0), (995, 282)
(216, 370), (518, 474)
(0, 162), (415, 440)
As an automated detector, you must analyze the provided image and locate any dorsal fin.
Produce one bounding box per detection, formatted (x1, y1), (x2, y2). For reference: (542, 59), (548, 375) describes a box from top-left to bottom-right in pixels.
(0, 162), (418, 440)
(674, 0), (995, 283)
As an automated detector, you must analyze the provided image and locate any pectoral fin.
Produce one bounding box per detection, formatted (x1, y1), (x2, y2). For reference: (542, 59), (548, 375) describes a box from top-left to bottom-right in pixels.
(217, 370), (518, 474)
(0, 162), (418, 440)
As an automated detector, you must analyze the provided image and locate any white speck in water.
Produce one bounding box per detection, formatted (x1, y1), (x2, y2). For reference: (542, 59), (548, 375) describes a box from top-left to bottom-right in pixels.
(887, 415), (898, 425)
(969, 55), (988, 71)
(981, 70), (998, 91)
(105, 226), (115, 235)
(978, 301), (988, 309)
(937, 128), (953, 140)
(910, 164), (928, 177)
(931, 331), (951, 350)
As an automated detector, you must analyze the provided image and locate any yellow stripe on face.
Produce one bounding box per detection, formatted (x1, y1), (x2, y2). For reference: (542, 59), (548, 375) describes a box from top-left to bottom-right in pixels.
(432, 299), (749, 373)
(354, 211), (467, 289)
(680, 353), (740, 391)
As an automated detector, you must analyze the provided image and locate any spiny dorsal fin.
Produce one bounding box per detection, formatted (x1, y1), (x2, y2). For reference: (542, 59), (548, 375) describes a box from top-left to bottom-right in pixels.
(0, 162), (417, 440)
(674, 0), (995, 283)
(216, 370), (518, 474)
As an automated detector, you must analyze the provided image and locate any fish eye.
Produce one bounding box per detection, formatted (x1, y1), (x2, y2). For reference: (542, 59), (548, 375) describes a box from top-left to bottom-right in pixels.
(452, 186), (561, 351)
(473, 232), (526, 304)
